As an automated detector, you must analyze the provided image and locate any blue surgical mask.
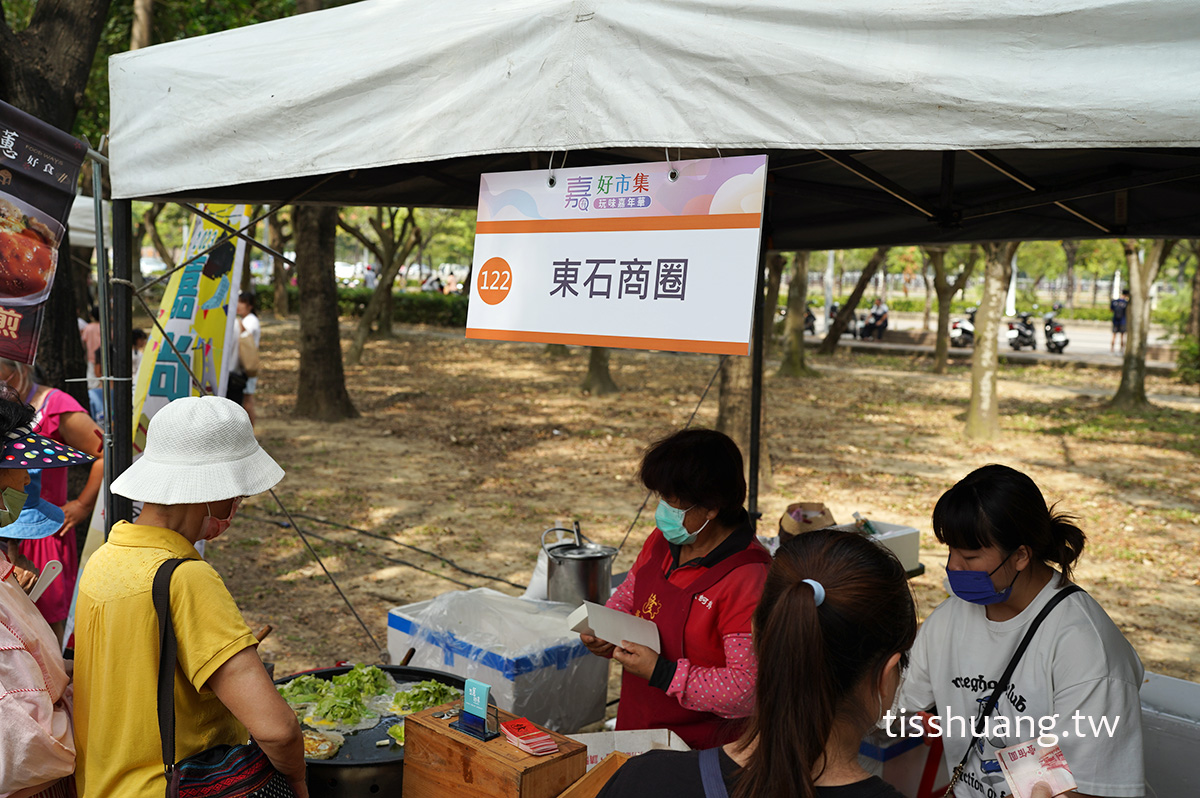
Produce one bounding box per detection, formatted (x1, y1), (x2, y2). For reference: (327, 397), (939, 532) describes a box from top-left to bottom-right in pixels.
(655, 500), (706, 546)
(946, 552), (1018, 605)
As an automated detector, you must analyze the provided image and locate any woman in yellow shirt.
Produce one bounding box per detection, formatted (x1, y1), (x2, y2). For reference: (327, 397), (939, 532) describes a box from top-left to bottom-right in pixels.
(73, 396), (307, 798)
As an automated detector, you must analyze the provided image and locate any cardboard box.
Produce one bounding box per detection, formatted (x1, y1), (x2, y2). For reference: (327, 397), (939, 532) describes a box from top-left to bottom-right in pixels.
(778, 502), (837, 537)
(568, 729), (691, 771)
(557, 752), (629, 798)
(388, 589), (608, 733)
(404, 704), (587, 798)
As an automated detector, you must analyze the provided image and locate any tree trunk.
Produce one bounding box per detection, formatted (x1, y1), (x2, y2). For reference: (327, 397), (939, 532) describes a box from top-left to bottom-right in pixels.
(965, 243), (1019, 439)
(238, 217), (257, 294)
(545, 344), (571, 358)
(293, 206), (358, 421)
(131, 0), (153, 49)
(1062, 240), (1078, 313)
(778, 251), (812, 377)
(1186, 240), (1200, 341)
(762, 253), (785, 355)
(70, 245), (94, 320)
(1111, 239), (1176, 409)
(144, 203), (175, 267)
(929, 245), (978, 375)
(921, 259), (933, 332)
(818, 247), (889, 354)
(580, 347), (618, 395)
(716, 355), (772, 488)
(270, 210), (290, 318)
(343, 209), (419, 364)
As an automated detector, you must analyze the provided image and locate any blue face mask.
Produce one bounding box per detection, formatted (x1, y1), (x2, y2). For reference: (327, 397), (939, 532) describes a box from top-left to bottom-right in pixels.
(946, 551), (1018, 605)
(655, 500), (707, 546)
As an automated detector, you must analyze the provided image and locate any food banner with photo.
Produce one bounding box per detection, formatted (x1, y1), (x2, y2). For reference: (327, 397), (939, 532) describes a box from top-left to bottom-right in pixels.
(0, 100), (87, 364)
(467, 155), (767, 356)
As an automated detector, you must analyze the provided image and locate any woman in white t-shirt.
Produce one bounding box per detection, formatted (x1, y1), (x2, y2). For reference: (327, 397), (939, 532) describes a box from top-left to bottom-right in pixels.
(898, 465), (1144, 798)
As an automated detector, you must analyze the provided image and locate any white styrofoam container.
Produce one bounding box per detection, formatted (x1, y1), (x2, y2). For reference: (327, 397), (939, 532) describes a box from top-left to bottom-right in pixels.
(569, 729), (691, 771)
(387, 589), (608, 733)
(829, 521), (921, 573)
(1140, 671), (1200, 798)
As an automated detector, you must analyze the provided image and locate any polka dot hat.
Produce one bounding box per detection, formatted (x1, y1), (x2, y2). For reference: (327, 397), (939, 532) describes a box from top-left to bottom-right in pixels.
(0, 422), (95, 469)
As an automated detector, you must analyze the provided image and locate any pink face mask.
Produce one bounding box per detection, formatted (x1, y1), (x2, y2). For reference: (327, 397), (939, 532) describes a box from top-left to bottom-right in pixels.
(201, 497), (243, 540)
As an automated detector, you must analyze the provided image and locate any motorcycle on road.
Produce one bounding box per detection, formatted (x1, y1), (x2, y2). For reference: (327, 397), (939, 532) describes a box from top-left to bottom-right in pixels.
(949, 307), (978, 348)
(1007, 311), (1037, 351)
(1043, 304), (1070, 354)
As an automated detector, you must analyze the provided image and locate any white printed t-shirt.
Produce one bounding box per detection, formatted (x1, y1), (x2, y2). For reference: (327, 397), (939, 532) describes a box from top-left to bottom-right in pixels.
(897, 573), (1144, 798)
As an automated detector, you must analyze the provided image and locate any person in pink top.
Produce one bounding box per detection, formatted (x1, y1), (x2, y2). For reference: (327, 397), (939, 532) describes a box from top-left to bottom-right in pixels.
(0, 359), (104, 643)
(0, 383), (96, 798)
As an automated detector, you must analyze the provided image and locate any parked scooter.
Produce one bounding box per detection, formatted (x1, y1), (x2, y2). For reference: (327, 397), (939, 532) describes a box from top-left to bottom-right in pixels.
(1007, 311), (1037, 350)
(1043, 303), (1069, 354)
(949, 307), (978, 348)
(828, 302), (858, 337)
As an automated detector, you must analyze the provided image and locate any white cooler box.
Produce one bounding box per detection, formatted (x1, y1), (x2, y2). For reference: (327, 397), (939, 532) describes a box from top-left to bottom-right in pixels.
(387, 587), (607, 733)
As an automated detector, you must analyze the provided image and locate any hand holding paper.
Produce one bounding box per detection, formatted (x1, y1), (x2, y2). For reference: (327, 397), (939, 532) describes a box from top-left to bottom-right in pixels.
(569, 601), (661, 654)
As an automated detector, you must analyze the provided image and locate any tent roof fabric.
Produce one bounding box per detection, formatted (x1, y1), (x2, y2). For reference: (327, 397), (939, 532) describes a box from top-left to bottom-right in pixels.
(108, 0), (1200, 247)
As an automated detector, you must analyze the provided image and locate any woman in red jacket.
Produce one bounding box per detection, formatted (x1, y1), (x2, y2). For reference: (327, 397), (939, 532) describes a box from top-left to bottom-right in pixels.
(580, 428), (770, 749)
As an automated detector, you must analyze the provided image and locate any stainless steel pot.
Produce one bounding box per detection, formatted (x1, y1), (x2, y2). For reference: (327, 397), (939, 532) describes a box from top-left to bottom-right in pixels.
(274, 664), (464, 798)
(541, 527), (617, 606)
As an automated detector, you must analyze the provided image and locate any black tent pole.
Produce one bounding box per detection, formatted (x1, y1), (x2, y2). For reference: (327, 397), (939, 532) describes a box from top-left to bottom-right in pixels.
(747, 231), (769, 527)
(109, 199), (134, 531)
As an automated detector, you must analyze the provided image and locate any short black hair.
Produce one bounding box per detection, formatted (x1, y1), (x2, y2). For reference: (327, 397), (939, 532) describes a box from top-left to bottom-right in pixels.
(0, 383), (36, 435)
(639, 428), (747, 526)
(238, 291), (257, 311)
(933, 464), (1085, 585)
(132, 328), (148, 344)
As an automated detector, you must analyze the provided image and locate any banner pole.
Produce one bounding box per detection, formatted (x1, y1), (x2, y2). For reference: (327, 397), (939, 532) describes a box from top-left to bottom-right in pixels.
(90, 160), (116, 533)
(109, 199), (134, 530)
(747, 234), (769, 525)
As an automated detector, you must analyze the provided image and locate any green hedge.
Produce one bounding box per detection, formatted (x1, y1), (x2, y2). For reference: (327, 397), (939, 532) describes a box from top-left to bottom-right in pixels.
(255, 286), (469, 327)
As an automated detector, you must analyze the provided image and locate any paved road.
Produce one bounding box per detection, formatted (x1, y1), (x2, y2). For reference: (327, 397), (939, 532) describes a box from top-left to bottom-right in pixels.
(817, 310), (1172, 358)
(810, 311), (1177, 370)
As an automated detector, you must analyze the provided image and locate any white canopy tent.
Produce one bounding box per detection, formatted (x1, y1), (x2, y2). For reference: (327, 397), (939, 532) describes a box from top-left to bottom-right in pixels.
(110, 0), (1200, 202)
(101, 0), (1200, 518)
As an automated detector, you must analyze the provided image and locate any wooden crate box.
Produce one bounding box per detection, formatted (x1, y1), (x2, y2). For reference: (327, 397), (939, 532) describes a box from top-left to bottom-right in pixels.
(404, 704), (587, 798)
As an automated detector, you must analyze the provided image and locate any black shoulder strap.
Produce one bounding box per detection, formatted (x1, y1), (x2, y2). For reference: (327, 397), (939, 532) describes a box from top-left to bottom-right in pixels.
(948, 584), (1084, 786)
(153, 557), (192, 794)
(698, 747), (730, 798)
(975, 584), (1083, 726)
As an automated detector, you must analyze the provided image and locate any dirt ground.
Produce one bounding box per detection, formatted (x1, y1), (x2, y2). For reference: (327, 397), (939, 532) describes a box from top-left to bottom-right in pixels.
(211, 319), (1200, 688)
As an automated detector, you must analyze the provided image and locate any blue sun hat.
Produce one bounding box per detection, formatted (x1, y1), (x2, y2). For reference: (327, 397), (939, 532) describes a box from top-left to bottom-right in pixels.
(2, 469), (66, 540)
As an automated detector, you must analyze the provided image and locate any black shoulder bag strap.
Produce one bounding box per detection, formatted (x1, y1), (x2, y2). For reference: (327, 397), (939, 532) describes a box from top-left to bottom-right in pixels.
(943, 584), (1083, 797)
(153, 557), (193, 798)
(698, 747), (730, 798)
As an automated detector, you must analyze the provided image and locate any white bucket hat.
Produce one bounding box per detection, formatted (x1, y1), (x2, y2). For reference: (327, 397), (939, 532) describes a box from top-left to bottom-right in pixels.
(111, 395), (284, 504)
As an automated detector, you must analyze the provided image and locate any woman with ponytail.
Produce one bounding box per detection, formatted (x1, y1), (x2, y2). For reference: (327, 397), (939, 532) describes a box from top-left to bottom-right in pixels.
(897, 464), (1144, 798)
(598, 527), (916, 798)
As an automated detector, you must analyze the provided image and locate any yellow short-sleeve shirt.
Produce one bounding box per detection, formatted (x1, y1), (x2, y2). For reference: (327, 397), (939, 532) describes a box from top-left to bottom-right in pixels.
(74, 522), (258, 798)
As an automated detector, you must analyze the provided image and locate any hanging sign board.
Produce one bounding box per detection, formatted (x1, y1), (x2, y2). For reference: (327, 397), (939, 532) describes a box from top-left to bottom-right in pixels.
(467, 155), (767, 355)
(0, 100), (86, 365)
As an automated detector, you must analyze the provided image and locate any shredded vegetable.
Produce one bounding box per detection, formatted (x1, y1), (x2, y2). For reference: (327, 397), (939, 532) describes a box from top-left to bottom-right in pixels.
(389, 680), (462, 715)
(331, 664), (392, 697)
(277, 674), (331, 704)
